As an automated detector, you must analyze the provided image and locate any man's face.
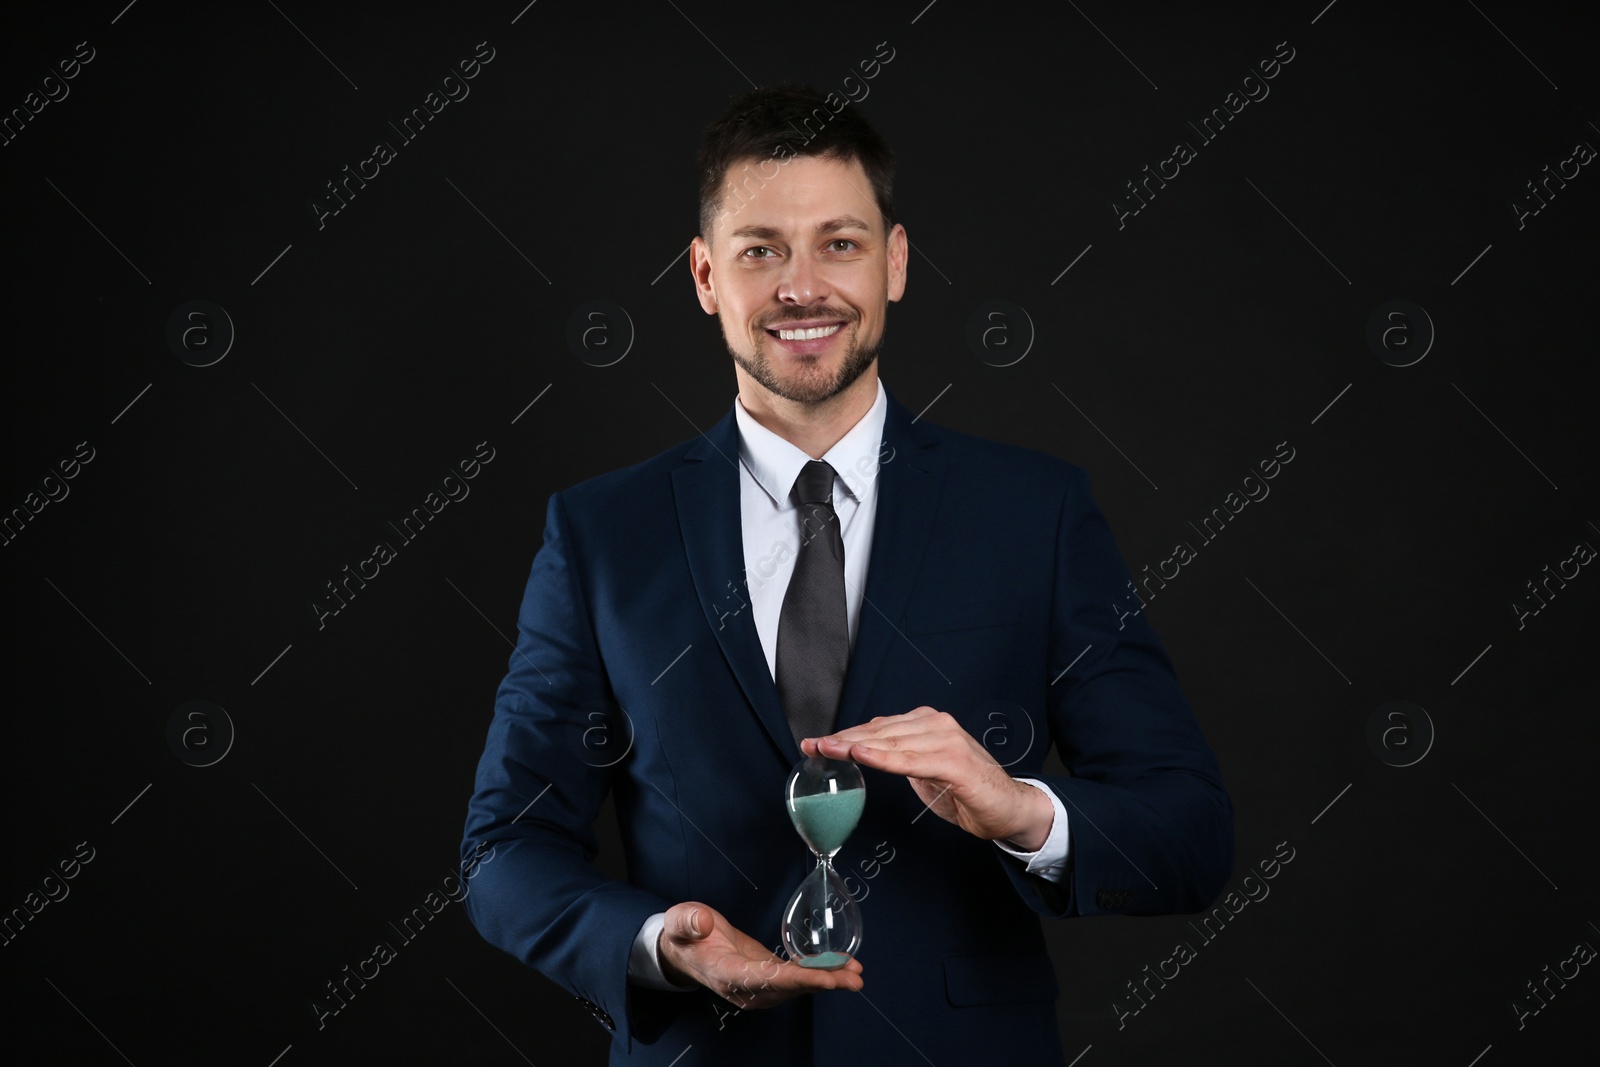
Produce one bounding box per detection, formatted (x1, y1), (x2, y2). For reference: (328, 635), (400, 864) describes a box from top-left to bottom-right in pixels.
(691, 154), (907, 406)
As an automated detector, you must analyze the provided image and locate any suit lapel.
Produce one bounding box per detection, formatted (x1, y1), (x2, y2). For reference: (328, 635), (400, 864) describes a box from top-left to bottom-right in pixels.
(833, 385), (946, 732)
(670, 383), (947, 761)
(672, 406), (799, 764)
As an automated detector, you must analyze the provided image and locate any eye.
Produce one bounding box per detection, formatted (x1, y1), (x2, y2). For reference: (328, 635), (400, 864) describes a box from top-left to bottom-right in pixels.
(743, 246), (776, 259)
(827, 239), (858, 253)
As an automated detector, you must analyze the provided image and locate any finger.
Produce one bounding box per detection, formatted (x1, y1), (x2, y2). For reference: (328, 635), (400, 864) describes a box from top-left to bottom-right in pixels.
(717, 959), (857, 1005)
(805, 707), (945, 751)
(766, 960), (865, 991)
(842, 740), (956, 781)
(813, 707), (943, 746)
(812, 729), (947, 764)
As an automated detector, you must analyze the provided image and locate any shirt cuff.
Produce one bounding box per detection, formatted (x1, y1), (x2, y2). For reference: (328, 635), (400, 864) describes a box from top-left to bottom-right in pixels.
(628, 911), (700, 992)
(993, 778), (1071, 883)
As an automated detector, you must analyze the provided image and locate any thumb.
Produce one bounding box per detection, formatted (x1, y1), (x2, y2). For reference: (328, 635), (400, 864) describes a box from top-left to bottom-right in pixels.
(668, 902), (711, 942)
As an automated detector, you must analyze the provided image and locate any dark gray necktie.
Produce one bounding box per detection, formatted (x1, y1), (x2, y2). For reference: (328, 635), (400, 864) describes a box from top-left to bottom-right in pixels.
(775, 459), (849, 746)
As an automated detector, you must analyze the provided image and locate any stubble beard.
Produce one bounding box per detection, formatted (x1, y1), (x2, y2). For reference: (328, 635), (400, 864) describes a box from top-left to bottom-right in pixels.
(728, 319), (884, 406)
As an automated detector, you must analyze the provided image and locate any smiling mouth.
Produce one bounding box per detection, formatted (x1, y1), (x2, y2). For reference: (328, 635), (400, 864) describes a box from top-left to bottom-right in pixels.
(766, 323), (844, 341)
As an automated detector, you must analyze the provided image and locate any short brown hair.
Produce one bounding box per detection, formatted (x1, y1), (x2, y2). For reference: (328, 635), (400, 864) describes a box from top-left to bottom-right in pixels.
(696, 82), (895, 239)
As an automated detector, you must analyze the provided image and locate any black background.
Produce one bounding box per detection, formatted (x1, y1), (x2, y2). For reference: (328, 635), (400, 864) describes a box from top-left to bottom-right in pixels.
(3, 1), (1596, 1064)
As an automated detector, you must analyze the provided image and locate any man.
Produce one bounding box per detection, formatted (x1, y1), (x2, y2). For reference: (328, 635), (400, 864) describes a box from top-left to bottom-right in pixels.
(461, 84), (1233, 1066)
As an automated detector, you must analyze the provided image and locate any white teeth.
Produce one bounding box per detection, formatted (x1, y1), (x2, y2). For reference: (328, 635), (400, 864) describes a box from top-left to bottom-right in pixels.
(775, 323), (843, 341)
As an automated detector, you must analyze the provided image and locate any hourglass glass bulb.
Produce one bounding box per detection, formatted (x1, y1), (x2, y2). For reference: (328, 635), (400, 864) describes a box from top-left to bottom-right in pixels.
(784, 756), (865, 857)
(781, 860), (862, 968)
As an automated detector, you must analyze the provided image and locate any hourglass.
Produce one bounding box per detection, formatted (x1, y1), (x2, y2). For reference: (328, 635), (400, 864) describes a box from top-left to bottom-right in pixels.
(780, 756), (865, 969)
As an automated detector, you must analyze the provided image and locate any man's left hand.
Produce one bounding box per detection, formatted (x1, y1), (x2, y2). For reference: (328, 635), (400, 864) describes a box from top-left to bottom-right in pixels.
(801, 706), (1054, 850)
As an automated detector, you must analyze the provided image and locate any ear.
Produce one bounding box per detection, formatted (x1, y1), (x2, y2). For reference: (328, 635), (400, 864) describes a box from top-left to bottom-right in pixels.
(690, 235), (718, 315)
(886, 223), (908, 303)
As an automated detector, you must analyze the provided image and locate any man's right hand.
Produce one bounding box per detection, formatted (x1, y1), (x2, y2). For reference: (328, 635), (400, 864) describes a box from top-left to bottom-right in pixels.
(657, 900), (864, 1008)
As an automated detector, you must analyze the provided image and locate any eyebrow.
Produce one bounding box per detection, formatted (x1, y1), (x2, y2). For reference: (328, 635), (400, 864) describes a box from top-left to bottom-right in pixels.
(729, 215), (874, 241)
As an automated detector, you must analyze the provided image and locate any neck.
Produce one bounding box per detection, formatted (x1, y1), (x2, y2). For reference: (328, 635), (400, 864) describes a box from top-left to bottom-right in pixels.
(736, 368), (878, 460)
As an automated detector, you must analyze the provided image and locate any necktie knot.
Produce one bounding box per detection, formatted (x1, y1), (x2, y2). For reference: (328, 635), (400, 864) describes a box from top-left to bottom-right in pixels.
(794, 460), (837, 508)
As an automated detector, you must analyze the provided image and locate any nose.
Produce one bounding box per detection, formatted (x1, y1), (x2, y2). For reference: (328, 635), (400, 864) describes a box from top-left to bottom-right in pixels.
(777, 253), (828, 306)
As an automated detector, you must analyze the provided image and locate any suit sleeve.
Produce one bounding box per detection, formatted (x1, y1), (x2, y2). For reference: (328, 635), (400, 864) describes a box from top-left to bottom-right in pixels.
(995, 463), (1235, 918)
(459, 489), (676, 1050)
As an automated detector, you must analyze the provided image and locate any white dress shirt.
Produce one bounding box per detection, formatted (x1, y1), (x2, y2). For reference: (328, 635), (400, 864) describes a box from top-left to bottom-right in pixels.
(628, 378), (1070, 990)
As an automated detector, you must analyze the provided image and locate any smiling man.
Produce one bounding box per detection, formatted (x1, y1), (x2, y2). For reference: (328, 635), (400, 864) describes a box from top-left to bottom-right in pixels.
(461, 84), (1234, 1066)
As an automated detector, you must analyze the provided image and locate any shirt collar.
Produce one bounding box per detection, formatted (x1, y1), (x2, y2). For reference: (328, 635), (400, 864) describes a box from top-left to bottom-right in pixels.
(734, 377), (887, 508)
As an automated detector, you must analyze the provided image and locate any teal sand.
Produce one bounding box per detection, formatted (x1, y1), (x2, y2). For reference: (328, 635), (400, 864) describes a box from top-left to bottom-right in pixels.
(796, 951), (852, 969)
(788, 790), (865, 855)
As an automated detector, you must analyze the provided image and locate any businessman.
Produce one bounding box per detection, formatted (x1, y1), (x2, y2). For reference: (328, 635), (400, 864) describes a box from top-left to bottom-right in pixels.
(461, 84), (1234, 1066)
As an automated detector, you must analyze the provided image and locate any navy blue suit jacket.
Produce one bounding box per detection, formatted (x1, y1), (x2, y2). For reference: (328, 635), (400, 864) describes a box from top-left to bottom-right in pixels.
(461, 383), (1234, 1065)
